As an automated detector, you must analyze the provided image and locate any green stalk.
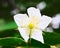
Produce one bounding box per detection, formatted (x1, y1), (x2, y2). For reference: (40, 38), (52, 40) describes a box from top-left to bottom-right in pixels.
(28, 29), (32, 48)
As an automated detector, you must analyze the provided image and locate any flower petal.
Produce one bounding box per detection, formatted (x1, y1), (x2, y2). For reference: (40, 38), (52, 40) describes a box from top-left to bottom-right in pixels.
(18, 27), (30, 42)
(14, 14), (28, 27)
(31, 29), (44, 43)
(27, 7), (41, 19)
(39, 15), (52, 30)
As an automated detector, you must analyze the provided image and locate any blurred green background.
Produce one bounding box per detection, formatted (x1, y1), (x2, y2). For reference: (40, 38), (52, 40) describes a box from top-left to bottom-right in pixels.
(0, 0), (60, 48)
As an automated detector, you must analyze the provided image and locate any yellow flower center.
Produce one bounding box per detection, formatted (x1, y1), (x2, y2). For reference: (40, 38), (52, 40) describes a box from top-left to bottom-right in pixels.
(28, 23), (34, 29)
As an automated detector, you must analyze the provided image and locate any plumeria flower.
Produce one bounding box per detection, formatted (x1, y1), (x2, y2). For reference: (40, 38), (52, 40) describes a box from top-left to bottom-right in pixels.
(36, 1), (46, 10)
(45, 27), (53, 32)
(51, 14), (60, 29)
(14, 7), (52, 43)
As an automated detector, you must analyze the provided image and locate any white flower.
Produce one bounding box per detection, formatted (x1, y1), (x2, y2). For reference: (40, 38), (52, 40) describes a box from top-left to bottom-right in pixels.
(11, 9), (19, 15)
(36, 1), (46, 10)
(51, 14), (60, 29)
(14, 7), (52, 43)
(45, 27), (53, 32)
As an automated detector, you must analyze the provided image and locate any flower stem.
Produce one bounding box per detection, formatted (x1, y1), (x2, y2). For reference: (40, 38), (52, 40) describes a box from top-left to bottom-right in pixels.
(28, 29), (32, 48)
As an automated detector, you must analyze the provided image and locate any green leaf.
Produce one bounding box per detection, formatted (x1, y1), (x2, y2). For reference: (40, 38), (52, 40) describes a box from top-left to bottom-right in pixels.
(31, 39), (50, 48)
(0, 37), (26, 46)
(43, 32), (60, 45)
(0, 21), (17, 31)
(0, 37), (50, 48)
(0, 30), (21, 38)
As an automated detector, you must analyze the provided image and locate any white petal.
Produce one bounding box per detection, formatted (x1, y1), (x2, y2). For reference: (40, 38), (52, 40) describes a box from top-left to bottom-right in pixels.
(52, 23), (59, 29)
(31, 29), (44, 43)
(18, 27), (30, 42)
(27, 7), (41, 19)
(14, 14), (28, 27)
(39, 15), (52, 30)
(52, 16), (60, 25)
